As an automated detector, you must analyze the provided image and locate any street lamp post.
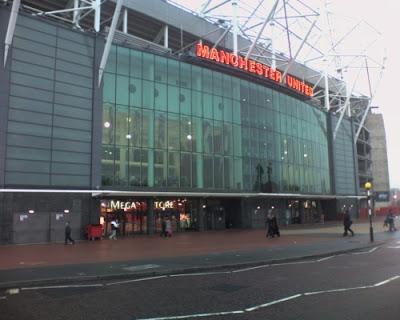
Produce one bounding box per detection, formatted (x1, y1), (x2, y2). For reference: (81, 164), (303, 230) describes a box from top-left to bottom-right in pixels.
(365, 182), (374, 242)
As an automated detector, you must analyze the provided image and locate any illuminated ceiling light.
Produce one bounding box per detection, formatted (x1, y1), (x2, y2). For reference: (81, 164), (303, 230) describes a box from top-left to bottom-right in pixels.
(28, 209), (35, 214)
(256, 206), (261, 210)
(284, 151), (288, 155)
(242, 98), (246, 102)
(202, 204), (206, 208)
(281, 157), (284, 160)
(104, 121), (111, 128)
(188, 121), (191, 125)
(126, 134), (132, 139)
(271, 206), (275, 209)
(64, 209), (70, 213)
(109, 152), (113, 155)
(187, 134), (192, 140)
(304, 154), (308, 158)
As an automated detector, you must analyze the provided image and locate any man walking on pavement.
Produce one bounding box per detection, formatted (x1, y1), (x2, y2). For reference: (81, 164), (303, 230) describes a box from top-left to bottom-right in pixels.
(343, 209), (354, 237)
(109, 219), (119, 240)
(64, 221), (75, 245)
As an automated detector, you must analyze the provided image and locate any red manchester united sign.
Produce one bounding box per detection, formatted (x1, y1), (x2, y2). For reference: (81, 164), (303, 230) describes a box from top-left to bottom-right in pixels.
(195, 43), (313, 97)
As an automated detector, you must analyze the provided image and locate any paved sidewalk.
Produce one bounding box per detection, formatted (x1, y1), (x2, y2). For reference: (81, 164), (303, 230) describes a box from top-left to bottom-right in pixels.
(0, 221), (397, 289)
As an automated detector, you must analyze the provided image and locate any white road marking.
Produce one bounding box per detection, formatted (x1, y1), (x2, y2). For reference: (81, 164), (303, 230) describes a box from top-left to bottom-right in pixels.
(232, 265), (271, 273)
(0, 296), (6, 300)
(21, 284), (104, 291)
(352, 246), (379, 255)
(316, 256), (336, 262)
(135, 274), (400, 320)
(106, 276), (167, 286)
(6, 288), (19, 295)
(135, 310), (245, 320)
(244, 294), (302, 312)
(170, 271), (230, 278)
(387, 246), (400, 249)
(122, 264), (160, 272)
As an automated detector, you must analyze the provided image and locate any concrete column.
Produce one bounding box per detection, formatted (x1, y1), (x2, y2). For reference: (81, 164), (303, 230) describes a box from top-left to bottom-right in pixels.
(198, 200), (205, 231)
(147, 198), (155, 235)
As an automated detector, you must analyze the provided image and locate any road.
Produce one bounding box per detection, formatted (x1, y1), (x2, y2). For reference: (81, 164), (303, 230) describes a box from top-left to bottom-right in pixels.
(2, 240), (400, 320)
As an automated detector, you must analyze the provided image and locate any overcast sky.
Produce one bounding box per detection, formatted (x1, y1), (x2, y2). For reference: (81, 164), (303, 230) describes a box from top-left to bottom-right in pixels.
(179, 0), (399, 188)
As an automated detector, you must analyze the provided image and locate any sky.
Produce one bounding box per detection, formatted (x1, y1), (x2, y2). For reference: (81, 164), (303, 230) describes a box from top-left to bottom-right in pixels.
(177, 0), (400, 188)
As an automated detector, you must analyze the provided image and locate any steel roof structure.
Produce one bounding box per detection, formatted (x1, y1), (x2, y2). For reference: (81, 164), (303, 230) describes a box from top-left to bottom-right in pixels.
(2, 0), (385, 144)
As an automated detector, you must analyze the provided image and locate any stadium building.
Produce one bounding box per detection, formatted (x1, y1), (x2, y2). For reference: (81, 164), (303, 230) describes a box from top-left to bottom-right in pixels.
(0, 0), (368, 243)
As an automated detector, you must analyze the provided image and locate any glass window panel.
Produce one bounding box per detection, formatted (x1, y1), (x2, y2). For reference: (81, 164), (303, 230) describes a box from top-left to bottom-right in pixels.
(249, 83), (257, 105)
(214, 156), (223, 189)
(142, 80), (154, 109)
(116, 75), (129, 105)
(101, 145), (114, 186)
(142, 109), (154, 148)
(167, 85), (179, 113)
(167, 113), (179, 150)
(232, 77), (240, 101)
(213, 71), (223, 96)
(154, 82), (167, 111)
(213, 120), (223, 154)
(102, 103), (114, 145)
(105, 45), (116, 73)
(115, 146), (129, 186)
(192, 91), (202, 117)
(180, 116), (192, 152)
(213, 95), (223, 121)
(154, 56), (167, 83)
(192, 153), (203, 188)
(154, 150), (167, 187)
(180, 63), (191, 88)
(232, 100), (241, 124)
(192, 117), (203, 153)
(233, 157), (243, 190)
(130, 50), (142, 78)
(223, 123), (233, 155)
(129, 147), (141, 186)
(129, 107), (141, 147)
(155, 112), (167, 149)
(241, 102), (249, 126)
(129, 77), (142, 107)
(223, 98), (233, 123)
(180, 88), (191, 115)
(233, 124), (242, 157)
(168, 59), (179, 86)
(103, 73), (115, 104)
(222, 74), (232, 97)
(224, 157), (233, 189)
(180, 153), (192, 188)
(203, 93), (213, 119)
(117, 46), (129, 75)
(203, 155), (213, 188)
(141, 149), (149, 186)
(142, 52), (154, 81)
(202, 68), (213, 93)
(192, 66), (202, 91)
(168, 151), (180, 187)
(203, 119), (213, 154)
(115, 105), (129, 146)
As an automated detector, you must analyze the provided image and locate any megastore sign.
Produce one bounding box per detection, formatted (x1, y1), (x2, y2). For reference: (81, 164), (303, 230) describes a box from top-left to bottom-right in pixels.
(195, 43), (314, 98)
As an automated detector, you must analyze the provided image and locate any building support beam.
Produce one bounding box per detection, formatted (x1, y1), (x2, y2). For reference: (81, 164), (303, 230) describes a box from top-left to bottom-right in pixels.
(93, 0), (101, 32)
(212, 26), (232, 49)
(98, 0), (123, 87)
(281, 19), (317, 83)
(123, 8), (128, 33)
(203, 0), (230, 15)
(245, 0), (279, 59)
(72, 0), (80, 27)
(3, 0), (20, 68)
(164, 24), (168, 48)
(232, 0), (239, 55)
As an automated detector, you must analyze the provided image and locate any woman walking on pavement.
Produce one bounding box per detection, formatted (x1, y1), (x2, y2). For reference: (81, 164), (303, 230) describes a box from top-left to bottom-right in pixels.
(343, 209), (354, 237)
(266, 211), (280, 238)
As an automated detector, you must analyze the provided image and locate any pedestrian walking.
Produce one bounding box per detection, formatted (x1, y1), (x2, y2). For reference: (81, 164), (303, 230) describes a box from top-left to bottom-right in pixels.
(160, 217), (167, 237)
(385, 210), (396, 232)
(165, 217), (173, 237)
(64, 221), (75, 245)
(266, 211), (280, 238)
(109, 219), (119, 240)
(343, 209), (354, 237)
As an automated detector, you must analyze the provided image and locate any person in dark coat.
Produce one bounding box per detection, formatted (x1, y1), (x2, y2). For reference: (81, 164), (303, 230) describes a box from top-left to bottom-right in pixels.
(385, 210), (396, 232)
(64, 221), (75, 245)
(160, 217), (167, 237)
(266, 211), (280, 238)
(343, 210), (354, 237)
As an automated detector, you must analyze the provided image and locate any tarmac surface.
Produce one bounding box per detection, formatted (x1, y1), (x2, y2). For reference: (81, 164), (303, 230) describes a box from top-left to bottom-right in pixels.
(0, 220), (395, 289)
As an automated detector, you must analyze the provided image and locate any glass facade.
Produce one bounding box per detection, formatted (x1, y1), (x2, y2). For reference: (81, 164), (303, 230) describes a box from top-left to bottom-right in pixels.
(102, 45), (331, 194)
